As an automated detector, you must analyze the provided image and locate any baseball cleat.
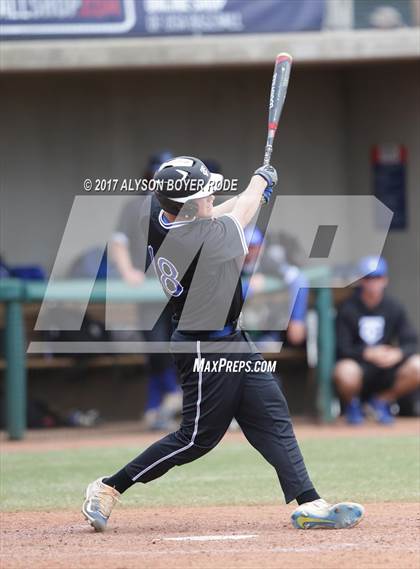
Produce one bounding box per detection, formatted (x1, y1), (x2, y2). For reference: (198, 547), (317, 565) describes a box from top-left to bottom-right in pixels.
(345, 398), (364, 425)
(367, 397), (395, 425)
(82, 476), (120, 531)
(291, 498), (364, 530)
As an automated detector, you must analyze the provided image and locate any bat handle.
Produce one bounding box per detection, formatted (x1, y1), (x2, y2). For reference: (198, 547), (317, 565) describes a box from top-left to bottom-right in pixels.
(263, 145), (272, 166)
(263, 128), (276, 166)
(260, 147), (272, 204)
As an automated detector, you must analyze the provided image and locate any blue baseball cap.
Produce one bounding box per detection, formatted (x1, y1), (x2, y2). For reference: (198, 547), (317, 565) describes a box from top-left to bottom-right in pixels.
(244, 226), (264, 247)
(358, 256), (388, 278)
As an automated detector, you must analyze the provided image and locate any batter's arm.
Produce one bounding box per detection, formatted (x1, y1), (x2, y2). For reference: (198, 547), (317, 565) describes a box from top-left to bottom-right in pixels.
(213, 196), (238, 217)
(230, 176), (266, 228)
(230, 165), (277, 227)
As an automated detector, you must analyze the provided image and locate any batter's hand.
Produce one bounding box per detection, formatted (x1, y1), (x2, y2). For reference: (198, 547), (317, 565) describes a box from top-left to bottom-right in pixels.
(254, 164), (278, 188)
(254, 165), (277, 204)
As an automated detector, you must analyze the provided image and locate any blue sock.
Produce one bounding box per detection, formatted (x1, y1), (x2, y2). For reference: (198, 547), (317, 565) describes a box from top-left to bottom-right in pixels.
(161, 367), (179, 394)
(145, 374), (163, 411)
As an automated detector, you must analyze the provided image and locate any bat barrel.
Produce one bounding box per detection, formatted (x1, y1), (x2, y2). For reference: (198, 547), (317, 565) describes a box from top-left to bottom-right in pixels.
(276, 52), (293, 64)
(263, 52), (293, 165)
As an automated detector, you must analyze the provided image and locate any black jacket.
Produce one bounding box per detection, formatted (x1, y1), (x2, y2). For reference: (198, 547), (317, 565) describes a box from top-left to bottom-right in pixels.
(336, 290), (418, 362)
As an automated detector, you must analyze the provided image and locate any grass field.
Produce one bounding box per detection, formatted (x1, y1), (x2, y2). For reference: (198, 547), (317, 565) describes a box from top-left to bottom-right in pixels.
(2, 434), (419, 512)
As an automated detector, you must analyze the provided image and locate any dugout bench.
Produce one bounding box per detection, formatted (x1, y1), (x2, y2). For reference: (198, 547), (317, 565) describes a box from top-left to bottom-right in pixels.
(0, 268), (335, 440)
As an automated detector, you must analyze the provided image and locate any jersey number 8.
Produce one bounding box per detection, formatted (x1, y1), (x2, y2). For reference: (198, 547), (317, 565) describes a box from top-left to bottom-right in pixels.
(148, 246), (183, 298)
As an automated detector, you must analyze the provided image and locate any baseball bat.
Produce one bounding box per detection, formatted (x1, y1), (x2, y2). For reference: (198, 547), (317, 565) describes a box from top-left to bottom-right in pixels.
(263, 52), (293, 167)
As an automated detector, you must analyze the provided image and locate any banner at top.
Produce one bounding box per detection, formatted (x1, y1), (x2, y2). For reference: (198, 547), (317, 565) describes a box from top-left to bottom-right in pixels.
(0, 0), (324, 39)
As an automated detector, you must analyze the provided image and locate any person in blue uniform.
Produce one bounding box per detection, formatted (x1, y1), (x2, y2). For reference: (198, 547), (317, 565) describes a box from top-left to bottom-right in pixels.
(242, 225), (309, 346)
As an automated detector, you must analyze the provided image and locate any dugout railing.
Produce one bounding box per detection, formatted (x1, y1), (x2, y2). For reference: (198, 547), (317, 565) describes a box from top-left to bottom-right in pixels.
(0, 269), (334, 439)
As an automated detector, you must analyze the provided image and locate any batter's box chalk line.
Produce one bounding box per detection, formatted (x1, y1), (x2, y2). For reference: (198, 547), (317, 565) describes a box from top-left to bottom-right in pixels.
(163, 534), (258, 542)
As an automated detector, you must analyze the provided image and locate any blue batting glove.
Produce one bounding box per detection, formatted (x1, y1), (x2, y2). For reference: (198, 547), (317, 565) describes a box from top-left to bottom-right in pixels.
(262, 184), (273, 204)
(254, 164), (278, 188)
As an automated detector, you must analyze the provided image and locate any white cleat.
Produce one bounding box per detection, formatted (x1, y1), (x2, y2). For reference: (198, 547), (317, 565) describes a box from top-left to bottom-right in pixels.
(82, 477), (120, 532)
(291, 498), (364, 529)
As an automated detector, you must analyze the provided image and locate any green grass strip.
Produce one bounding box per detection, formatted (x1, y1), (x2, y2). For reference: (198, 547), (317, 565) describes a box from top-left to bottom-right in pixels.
(1, 435), (419, 511)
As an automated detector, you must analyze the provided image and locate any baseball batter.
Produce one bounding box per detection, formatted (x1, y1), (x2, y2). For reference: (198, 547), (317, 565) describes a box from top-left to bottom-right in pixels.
(82, 157), (364, 531)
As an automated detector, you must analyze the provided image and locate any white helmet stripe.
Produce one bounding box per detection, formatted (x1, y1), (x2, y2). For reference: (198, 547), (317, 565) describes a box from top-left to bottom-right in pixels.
(168, 173), (224, 203)
(158, 158), (194, 171)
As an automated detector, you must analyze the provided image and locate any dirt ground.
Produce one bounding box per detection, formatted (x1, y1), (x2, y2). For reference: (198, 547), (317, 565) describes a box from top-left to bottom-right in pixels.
(2, 416), (418, 453)
(2, 503), (419, 569)
(1, 419), (419, 569)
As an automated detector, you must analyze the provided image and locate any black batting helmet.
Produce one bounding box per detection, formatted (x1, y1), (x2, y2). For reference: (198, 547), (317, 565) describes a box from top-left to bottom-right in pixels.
(153, 156), (223, 217)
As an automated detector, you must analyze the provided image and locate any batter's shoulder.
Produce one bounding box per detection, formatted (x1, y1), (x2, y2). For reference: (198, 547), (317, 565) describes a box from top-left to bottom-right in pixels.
(193, 215), (229, 237)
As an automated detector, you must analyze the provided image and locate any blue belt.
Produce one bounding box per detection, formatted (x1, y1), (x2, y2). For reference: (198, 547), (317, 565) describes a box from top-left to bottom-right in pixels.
(207, 322), (237, 339)
(172, 320), (238, 339)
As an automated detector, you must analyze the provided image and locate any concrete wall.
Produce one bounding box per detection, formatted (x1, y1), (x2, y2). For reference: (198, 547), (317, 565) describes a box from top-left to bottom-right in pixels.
(1, 61), (418, 322)
(0, 65), (347, 272)
(2, 29), (419, 71)
(344, 61), (420, 326)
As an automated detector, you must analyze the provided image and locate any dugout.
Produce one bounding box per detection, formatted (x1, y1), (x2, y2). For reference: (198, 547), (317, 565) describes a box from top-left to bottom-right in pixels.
(1, 30), (419, 315)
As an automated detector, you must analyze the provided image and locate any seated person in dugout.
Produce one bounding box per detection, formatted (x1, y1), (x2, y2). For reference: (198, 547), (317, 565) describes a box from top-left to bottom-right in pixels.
(334, 256), (419, 425)
(111, 151), (182, 431)
(241, 226), (309, 347)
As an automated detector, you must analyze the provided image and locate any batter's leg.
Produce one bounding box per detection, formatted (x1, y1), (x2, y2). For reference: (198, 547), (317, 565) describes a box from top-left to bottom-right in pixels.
(235, 365), (315, 503)
(111, 348), (242, 487)
(83, 347), (241, 531)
